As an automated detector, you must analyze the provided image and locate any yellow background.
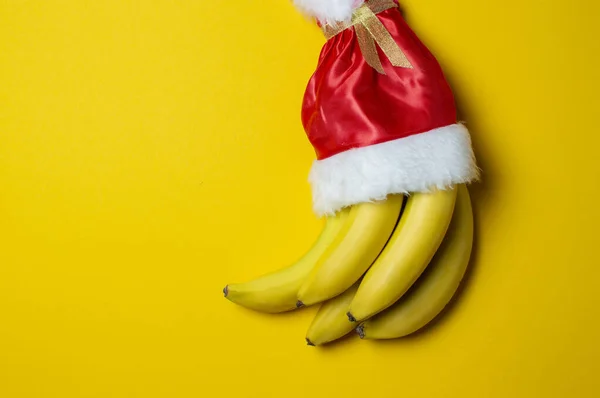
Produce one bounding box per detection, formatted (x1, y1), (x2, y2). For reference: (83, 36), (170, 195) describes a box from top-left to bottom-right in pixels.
(1, 0), (599, 396)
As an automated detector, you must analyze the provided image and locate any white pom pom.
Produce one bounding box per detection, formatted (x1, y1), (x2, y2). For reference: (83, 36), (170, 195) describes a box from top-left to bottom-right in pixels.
(293, 0), (363, 23)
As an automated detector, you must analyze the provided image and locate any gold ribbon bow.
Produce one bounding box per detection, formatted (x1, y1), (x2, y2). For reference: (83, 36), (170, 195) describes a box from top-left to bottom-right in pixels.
(321, 0), (412, 74)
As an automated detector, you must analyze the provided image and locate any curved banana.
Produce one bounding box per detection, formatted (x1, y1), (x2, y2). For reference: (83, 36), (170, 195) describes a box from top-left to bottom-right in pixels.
(347, 186), (458, 322)
(357, 184), (473, 339)
(224, 207), (351, 313)
(297, 195), (404, 307)
(305, 280), (361, 346)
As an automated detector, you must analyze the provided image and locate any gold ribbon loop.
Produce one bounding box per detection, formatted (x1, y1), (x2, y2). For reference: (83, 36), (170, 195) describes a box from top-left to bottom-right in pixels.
(322, 0), (413, 74)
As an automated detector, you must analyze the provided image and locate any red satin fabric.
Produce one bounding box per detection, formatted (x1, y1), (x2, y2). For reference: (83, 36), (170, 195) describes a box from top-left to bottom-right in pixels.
(301, 3), (457, 160)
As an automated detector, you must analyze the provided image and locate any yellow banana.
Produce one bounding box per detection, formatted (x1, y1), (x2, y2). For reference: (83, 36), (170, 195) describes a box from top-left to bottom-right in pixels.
(305, 280), (361, 346)
(224, 207), (350, 313)
(357, 184), (473, 339)
(297, 195), (404, 307)
(347, 186), (457, 322)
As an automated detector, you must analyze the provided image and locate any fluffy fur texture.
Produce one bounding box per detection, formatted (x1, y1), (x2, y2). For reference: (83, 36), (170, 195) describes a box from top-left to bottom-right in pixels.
(292, 0), (362, 23)
(308, 124), (480, 216)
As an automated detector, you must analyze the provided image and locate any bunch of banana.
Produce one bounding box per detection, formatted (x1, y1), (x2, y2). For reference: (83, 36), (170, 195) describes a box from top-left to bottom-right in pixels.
(224, 184), (473, 345)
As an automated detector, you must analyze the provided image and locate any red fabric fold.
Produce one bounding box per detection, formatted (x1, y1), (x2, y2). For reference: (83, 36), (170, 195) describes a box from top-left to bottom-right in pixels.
(301, 4), (458, 160)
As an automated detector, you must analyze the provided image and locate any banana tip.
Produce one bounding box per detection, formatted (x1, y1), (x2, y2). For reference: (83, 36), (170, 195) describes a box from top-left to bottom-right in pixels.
(306, 338), (315, 346)
(347, 312), (356, 322)
(223, 285), (229, 297)
(296, 300), (304, 308)
(356, 325), (365, 339)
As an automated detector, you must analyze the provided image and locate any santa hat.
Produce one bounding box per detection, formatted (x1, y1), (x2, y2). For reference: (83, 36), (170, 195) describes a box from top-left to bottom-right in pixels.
(293, 0), (479, 216)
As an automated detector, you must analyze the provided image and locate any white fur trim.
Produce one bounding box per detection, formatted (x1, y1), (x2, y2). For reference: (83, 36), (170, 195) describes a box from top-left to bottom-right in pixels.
(293, 0), (362, 23)
(308, 124), (479, 216)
